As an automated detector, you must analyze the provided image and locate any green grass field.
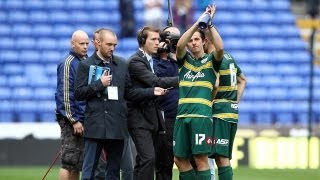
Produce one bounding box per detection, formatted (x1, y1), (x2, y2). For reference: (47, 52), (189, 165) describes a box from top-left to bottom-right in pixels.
(0, 166), (319, 180)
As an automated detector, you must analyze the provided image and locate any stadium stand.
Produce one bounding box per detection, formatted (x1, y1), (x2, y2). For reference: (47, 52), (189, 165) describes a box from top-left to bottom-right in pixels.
(0, 0), (318, 129)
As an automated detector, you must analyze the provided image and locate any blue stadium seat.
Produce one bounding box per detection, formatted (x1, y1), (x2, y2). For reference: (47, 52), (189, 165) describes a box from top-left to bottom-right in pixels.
(289, 87), (309, 100)
(29, 11), (48, 23)
(40, 100), (56, 113)
(12, 87), (34, 100)
(243, 88), (268, 100)
(276, 12), (295, 24)
(254, 12), (275, 24)
(7, 75), (27, 87)
(43, 51), (63, 63)
(16, 112), (38, 122)
(219, 25), (238, 37)
(256, 64), (275, 74)
(33, 88), (55, 100)
(255, 113), (274, 126)
(296, 113), (308, 127)
(23, 0), (45, 10)
(133, 0), (144, 10)
(235, 12), (255, 24)
(286, 38), (307, 50)
(229, 50), (248, 62)
(37, 38), (57, 50)
(285, 76), (309, 88)
(0, 50), (19, 63)
(15, 100), (38, 113)
(39, 112), (56, 122)
(239, 101), (271, 113)
(119, 38), (138, 51)
(2, 63), (24, 75)
(49, 11), (70, 23)
(20, 50), (41, 63)
(12, 23), (33, 37)
(275, 113), (294, 126)
(237, 25), (260, 38)
(281, 25), (301, 38)
(270, 0), (290, 10)
(65, 0), (87, 10)
(249, 0), (268, 11)
(70, 10), (91, 23)
(0, 38), (15, 50)
(46, 1), (65, 10)
(47, 76), (57, 88)
(265, 38), (287, 50)
(224, 38), (243, 50)
(0, 112), (15, 122)
(260, 25), (280, 37)
(249, 51), (269, 62)
(5, 0), (24, 9)
(45, 63), (58, 76)
(292, 51), (310, 62)
(245, 38), (264, 50)
(32, 24), (53, 37)
(0, 24), (11, 36)
(16, 37), (36, 50)
(272, 51), (291, 62)
(29, 76), (50, 88)
(264, 75), (283, 87)
(0, 88), (11, 100)
(0, 75), (7, 87)
(268, 87), (289, 100)
(86, 0), (109, 9)
(214, 11), (234, 24)
(238, 112), (253, 126)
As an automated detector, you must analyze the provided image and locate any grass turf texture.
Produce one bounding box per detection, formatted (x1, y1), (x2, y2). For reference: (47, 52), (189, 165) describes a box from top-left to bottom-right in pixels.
(0, 166), (319, 180)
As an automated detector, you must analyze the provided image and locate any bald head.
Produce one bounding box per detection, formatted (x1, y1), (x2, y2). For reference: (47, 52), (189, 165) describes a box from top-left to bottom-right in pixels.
(164, 26), (181, 36)
(72, 30), (89, 41)
(71, 30), (89, 59)
(98, 29), (117, 42)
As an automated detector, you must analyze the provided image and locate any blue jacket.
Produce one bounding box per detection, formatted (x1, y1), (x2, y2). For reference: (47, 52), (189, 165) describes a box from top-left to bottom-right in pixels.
(153, 57), (179, 118)
(55, 50), (86, 124)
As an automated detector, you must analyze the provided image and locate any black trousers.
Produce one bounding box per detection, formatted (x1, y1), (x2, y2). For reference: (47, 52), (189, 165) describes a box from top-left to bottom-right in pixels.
(155, 117), (175, 180)
(155, 117), (198, 173)
(81, 138), (124, 180)
(129, 128), (158, 180)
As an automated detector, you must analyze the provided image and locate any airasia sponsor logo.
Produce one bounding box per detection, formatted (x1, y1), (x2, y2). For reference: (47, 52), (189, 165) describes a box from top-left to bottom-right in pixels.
(213, 138), (229, 146)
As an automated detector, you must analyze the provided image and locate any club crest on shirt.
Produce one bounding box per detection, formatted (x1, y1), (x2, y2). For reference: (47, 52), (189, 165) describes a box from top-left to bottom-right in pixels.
(201, 57), (208, 64)
(184, 70), (205, 81)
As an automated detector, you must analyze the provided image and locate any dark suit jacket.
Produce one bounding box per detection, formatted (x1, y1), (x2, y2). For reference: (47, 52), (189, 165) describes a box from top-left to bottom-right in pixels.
(127, 50), (179, 131)
(75, 52), (132, 139)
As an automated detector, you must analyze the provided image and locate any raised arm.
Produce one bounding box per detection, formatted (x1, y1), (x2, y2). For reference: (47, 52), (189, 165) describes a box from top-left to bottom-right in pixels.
(176, 23), (198, 59)
(207, 4), (224, 61)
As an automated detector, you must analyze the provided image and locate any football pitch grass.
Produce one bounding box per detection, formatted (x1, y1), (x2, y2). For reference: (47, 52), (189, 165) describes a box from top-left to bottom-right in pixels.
(0, 166), (319, 180)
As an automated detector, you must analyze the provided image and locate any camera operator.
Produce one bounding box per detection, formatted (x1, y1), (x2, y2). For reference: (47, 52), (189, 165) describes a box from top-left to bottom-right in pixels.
(154, 26), (181, 180)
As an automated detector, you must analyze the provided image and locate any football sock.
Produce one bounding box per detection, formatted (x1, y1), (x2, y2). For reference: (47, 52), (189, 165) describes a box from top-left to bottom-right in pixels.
(218, 166), (233, 180)
(179, 169), (197, 180)
(196, 169), (212, 180)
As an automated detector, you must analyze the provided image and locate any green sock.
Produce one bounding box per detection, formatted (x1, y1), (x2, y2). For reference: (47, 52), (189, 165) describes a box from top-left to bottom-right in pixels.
(218, 166), (233, 180)
(196, 169), (211, 180)
(179, 169), (197, 180)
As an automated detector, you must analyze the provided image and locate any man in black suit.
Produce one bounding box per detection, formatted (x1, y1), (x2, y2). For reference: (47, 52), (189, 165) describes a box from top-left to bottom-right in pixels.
(127, 26), (179, 180)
